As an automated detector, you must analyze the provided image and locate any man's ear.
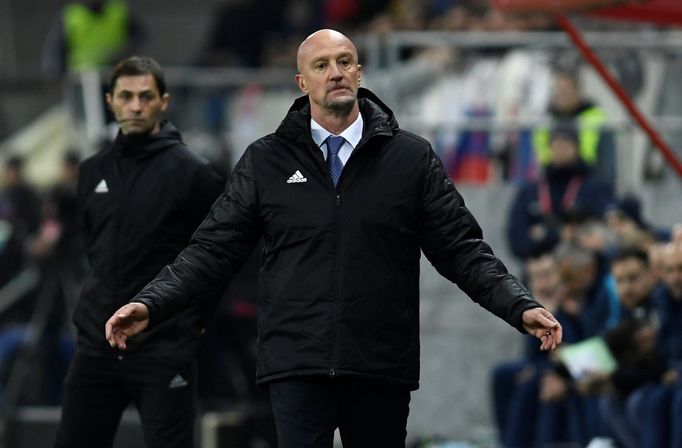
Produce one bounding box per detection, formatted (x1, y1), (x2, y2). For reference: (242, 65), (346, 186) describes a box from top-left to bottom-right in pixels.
(295, 74), (307, 94)
(105, 93), (113, 110)
(160, 93), (170, 112)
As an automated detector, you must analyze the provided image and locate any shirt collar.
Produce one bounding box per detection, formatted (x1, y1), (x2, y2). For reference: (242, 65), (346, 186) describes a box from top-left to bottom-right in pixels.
(311, 113), (364, 149)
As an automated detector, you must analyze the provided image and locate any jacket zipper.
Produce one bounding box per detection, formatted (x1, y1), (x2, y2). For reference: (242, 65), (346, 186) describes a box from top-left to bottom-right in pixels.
(113, 159), (123, 302)
(311, 135), (378, 377)
(330, 191), (342, 377)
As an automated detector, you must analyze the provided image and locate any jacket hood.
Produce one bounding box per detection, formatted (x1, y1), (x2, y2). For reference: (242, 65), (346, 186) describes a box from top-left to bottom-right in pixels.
(276, 87), (399, 142)
(113, 120), (183, 158)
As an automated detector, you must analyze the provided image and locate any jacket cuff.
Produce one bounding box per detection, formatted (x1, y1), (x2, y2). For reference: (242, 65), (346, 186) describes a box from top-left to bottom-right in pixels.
(511, 301), (543, 334)
(130, 297), (158, 329)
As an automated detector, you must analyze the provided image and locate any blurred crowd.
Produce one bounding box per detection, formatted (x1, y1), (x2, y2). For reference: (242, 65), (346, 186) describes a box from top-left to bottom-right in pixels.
(195, 0), (558, 70)
(495, 113), (682, 447)
(0, 152), (82, 406)
(38, 0), (654, 187)
(490, 22), (682, 444)
(40, 0), (561, 77)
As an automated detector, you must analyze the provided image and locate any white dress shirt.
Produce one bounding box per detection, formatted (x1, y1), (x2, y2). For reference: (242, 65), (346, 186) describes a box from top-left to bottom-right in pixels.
(310, 113), (364, 166)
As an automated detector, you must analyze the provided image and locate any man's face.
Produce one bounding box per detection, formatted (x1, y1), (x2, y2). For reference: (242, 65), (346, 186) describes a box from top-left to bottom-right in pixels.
(612, 257), (654, 309)
(552, 75), (580, 113)
(559, 258), (595, 299)
(295, 31), (362, 117)
(106, 74), (168, 136)
(526, 255), (561, 303)
(662, 245), (682, 299)
(605, 210), (637, 237)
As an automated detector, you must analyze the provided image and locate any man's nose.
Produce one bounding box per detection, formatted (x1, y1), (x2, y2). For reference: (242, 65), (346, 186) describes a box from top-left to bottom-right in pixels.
(329, 63), (343, 79)
(129, 96), (142, 111)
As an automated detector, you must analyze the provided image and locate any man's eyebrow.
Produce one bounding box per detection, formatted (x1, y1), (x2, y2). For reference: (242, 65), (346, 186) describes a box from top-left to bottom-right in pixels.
(310, 51), (354, 64)
(116, 89), (155, 95)
(310, 55), (330, 65)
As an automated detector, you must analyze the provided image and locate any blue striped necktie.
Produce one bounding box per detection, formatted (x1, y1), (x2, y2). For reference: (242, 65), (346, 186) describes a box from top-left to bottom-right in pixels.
(326, 135), (345, 188)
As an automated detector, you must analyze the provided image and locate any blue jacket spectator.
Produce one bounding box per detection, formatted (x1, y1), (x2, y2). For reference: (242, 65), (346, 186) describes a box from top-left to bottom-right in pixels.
(507, 127), (612, 260)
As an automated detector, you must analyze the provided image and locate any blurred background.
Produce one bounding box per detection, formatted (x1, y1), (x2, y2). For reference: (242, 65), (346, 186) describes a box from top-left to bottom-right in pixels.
(1, 0), (681, 447)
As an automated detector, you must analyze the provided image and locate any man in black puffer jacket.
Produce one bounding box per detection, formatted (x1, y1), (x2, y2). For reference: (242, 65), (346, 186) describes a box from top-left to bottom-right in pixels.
(55, 57), (223, 448)
(106, 31), (563, 448)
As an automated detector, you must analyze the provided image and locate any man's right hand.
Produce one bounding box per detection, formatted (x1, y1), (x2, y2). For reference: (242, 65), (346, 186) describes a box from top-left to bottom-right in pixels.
(105, 303), (150, 350)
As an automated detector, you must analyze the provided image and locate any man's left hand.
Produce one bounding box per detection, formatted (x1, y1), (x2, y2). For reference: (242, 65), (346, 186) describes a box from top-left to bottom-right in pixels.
(522, 307), (563, 351)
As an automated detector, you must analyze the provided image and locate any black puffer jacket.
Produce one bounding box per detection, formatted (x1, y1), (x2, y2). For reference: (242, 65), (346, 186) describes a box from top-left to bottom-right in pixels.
(76, 121), (223, 359)
(134, 90), (540, 389)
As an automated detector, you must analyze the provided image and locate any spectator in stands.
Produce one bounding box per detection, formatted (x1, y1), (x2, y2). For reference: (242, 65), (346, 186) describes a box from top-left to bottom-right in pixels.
(605, 193), (671, 253)
(105, 29), (563, 448)
(555, 242), (613, 337)
(535, 243), (615, 446)
(47, 151), (84, 270)
(577, 248), (663, 448)
(491, 251), (564, 448)
(533, 69), (617, 186)
(607, 249), (659, 324)
(662, 242), (682, 447)
(601, 316), (667, 448)
(28, 151), (84, 266)
(0, 154), (42, 286)
(659, 243), (682, 360)
(198, 0), (292, 68)
(507, 125), (612, 261)
(0, 155), (42, 242)
(41, 0), (145, 77)
(627, 242), (682, 448)
(0, 156), (42, 405)
(21, 151), (85, 404)
(53, 57), (223, 448)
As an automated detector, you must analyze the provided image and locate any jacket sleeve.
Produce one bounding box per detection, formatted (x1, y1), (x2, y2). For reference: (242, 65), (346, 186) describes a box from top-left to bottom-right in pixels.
(418, 146), (540, 333)
(132, 148), (262, 326)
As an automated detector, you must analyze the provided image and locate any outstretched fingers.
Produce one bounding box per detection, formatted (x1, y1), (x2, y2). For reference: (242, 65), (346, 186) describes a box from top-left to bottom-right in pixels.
(105, 312), (130, 350)
(536, 310), (562, 351)
(104, 303), (150, 350)
(523, 307), (563, 352)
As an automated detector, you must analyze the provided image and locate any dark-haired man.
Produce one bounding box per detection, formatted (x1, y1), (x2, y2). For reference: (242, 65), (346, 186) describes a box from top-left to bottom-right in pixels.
(54, 56), (223, 448)
(579, 248), (663, 448)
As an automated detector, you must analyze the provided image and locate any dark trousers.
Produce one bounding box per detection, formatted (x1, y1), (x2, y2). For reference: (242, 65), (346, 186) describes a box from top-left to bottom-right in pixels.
(54, 352), (197, 448)
(268, 375), (411, 448)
